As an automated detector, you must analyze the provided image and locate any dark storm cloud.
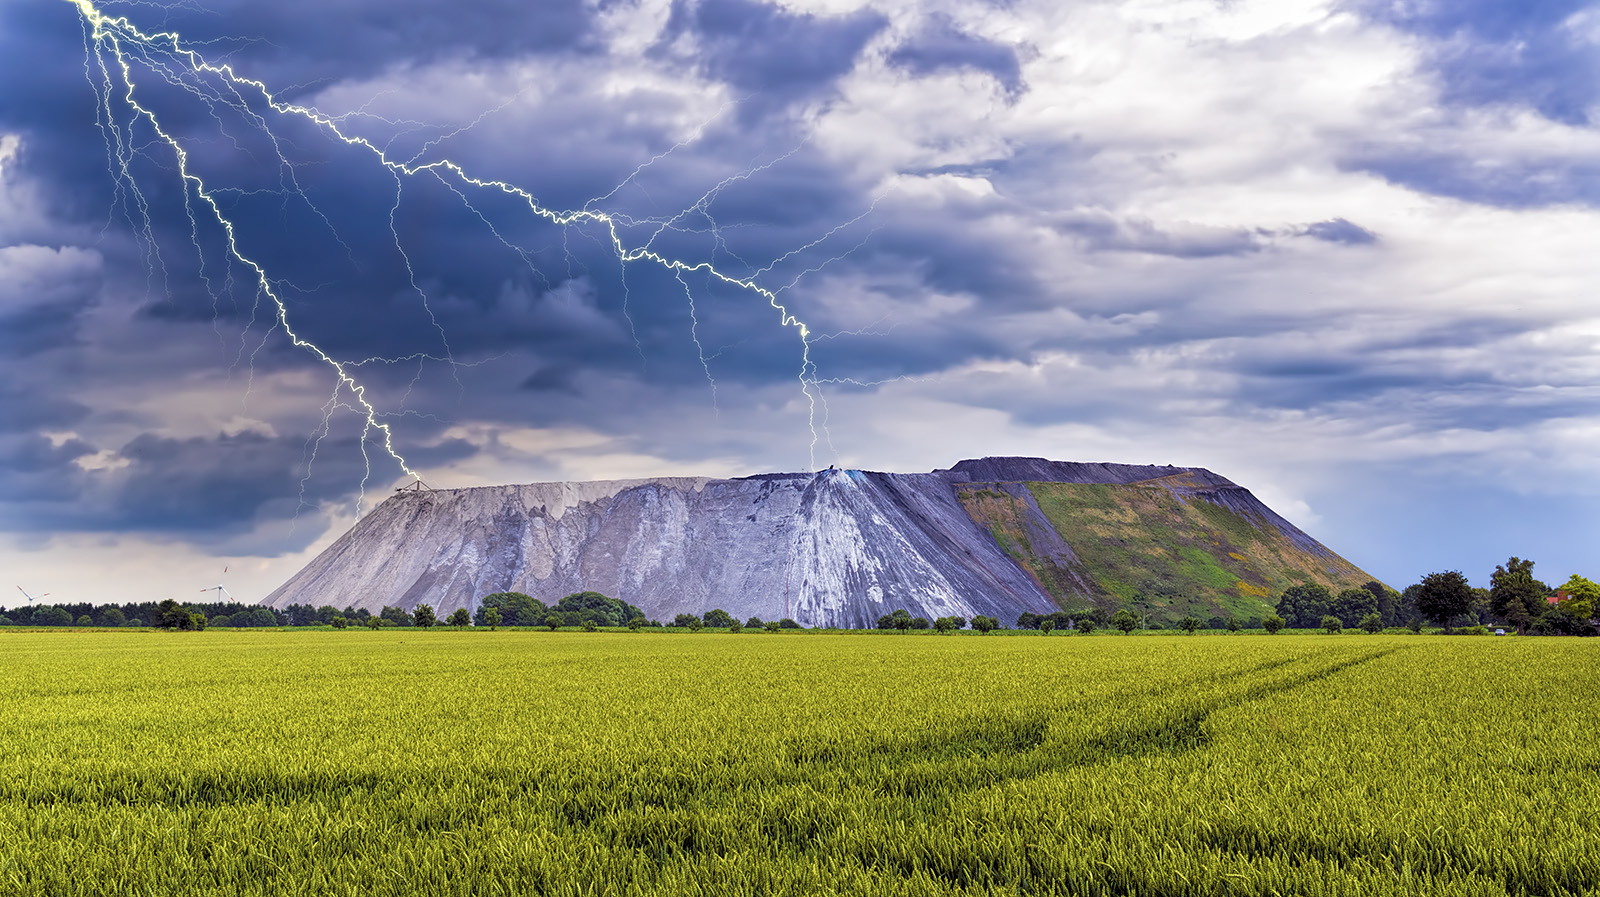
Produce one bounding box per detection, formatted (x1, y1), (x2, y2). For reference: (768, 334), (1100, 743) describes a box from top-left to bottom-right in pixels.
(1341, 0), (1600, 207)
(886, 15), (1024, 95)
(1344, 149), (1600, 209)
(0, 428), (435, 544)
(659, 0), (887, 114)
(1349, 0), (1599, 126)
(92, 0), (599, 92)
(1300, 218), (1378, 246)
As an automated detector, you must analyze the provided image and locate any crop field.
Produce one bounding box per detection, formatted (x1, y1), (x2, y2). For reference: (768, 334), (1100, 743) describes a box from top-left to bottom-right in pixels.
(0, 631), (1595, 896)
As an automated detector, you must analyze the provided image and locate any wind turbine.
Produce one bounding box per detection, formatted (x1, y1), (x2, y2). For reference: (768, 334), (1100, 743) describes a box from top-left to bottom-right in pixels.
(16, 585), (49, 605)
(199, 584), (233, 601)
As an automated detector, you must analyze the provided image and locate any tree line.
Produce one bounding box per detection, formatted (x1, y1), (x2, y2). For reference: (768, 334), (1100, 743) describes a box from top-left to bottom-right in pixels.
(4, 558), (1592, 635)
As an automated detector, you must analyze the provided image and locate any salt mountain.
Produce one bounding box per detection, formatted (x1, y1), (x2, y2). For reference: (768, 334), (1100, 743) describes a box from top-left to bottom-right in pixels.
(263, 457), (1376, 628)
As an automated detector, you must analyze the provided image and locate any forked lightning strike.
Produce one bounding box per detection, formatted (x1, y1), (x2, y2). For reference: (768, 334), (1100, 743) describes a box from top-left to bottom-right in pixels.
(69, 0), (879, 502)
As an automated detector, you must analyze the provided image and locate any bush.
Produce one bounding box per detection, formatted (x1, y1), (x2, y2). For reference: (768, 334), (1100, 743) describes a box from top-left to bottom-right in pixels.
(702, 609), (735, 628)
(483, 608), (502, 630)
(971, 615), (998, 634)
(910, 617), (930, 630)
(1262, 614), (1285, 635)
(331, 616), (350, 629)
(1320, 615), (1343, 634)
(1111, 609), (1138, 635)
(1360, 613), (1383, 634)
(779, 619), (800, 629)
(1179, 616), (1200, 634)
(1454, 625), (1490, 636)
(745, 617), (763, 629)
(1226, 617), (1242, 633)
(76, 614), (95, 627)
(627, 617), (643, 631)
(1040, 618), (1055, 634)
(582, 619), (598, 632)
(544, 615), (561, 631)
(210, 615), (231, 628)
(764, 620), (781, 632)
(1076, 618), (1097, 635)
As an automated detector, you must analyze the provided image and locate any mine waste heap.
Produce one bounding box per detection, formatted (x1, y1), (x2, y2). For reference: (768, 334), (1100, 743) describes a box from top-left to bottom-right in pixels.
(264, 457), (1375, 628)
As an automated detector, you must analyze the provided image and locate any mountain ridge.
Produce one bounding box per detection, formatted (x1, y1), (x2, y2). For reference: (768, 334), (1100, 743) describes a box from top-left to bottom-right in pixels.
(263, 457), (1375, 626)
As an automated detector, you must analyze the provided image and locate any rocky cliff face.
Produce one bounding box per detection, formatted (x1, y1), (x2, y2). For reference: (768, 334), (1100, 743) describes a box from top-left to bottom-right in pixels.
(263, 458), (1374, 627)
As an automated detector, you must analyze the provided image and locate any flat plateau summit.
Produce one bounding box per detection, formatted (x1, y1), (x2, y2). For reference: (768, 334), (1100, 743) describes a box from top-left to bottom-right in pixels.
(264, 457), (1376, 627)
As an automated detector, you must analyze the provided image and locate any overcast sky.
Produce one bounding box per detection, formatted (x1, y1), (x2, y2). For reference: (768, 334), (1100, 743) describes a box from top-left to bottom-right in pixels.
(1, 0), (1596, 606)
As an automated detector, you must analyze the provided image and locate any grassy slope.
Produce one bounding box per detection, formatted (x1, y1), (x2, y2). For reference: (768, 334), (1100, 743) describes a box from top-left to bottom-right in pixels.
(0, 630), (1595, 896)
(957, 481), (1375, 623)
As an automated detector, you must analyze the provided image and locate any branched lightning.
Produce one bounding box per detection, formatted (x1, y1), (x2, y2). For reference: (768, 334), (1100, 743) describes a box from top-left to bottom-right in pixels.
(69, 0), (886, 488)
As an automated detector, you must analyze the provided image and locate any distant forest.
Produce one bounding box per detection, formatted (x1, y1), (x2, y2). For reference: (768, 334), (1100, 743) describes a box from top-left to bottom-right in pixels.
(2, 558), (1594, 635)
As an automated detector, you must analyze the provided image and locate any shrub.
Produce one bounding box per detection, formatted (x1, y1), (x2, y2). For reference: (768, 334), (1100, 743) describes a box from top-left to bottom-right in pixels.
(331, 616), (350, 629)
(1076, 618), (1096, 635)
(1179, 616), (1200, 634)
(582, 619), (598, 632)
(1262, 614), (1285, 635)
(1112, 609), (1138, 635)
(745, 617), (763, 629)
(627, 617), (643, 631)
(1359, 613), (1383, 634)
(764, 620), (781, 632)
(544, 615), (561, 631)
(1320, 615), (1343, 634)
(971, 615), (998, 634)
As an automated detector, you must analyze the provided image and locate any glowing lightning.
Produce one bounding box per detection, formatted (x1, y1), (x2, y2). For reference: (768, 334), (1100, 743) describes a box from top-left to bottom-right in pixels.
(68, 0), (881, 488)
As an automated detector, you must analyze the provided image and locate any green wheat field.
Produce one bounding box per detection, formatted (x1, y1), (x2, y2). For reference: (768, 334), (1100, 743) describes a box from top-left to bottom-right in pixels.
(1, 630), (1595, 896)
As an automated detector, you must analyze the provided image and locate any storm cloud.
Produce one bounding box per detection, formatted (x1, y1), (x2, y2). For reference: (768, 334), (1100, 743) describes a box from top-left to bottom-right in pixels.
(0, 0), (1596, 603)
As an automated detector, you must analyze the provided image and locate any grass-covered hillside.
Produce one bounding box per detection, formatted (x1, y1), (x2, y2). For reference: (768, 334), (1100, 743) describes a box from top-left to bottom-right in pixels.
(957, 475), (1376, 623)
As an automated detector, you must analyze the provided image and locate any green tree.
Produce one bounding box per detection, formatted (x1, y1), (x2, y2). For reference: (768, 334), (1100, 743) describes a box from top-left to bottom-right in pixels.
(544, 614), (561, 631)
(446, 608), (471, 628)
(702, 609), (735, 628)
(910, 616), (930, 630)
(483, 607), (502, 630)
(1040, 618), (1055, 634)
(1017, 612), (1043, 630)
(1179, 616), (1200, 634)
(99, 607), (127, 627)
(1320, 615), (1342, 634)
(189, 613), (207, 631)
(364, 616), (381, 630)
(688, 616), (704, 632)
(1226, 616), (1242, 633)
(1111, 609), (1138, 635)
(1490, 558), (1550, 635)
(1414, 571), (1473, 633)
(1359, 613), (1383, 634)
(582, 619), (598, 632)
(1262, 614), (1285, 634)
(154, 599), (195, 630)
(476, 592), (548, 627)
(1076, 618), (1096, 635)
(380, 605), (414, 627)
(730, 619), (743, 633)
(671, 613), (701, 628)
(412, 604), (436, 629)
(971, 615), (998, 634)
(934, 616), (956, 634)
(627, 616), (643, 631)
(763, 620), (781, 632)
(945, 616), (966, 631)
(76, 614), (93, 627)
(1276, 584), (1332, 628)
(1334, 589), (1378, 625)
(1557, 574), (1599, 623)
(745, 616), (763, 629)
(330, 616), (350, 629)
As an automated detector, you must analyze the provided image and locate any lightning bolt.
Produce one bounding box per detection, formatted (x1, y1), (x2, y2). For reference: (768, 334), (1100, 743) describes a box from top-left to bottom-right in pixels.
(68, 0), (883, 488)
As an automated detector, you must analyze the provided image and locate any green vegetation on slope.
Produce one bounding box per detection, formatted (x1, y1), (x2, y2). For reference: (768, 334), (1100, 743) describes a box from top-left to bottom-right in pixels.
(957, 480), (1375, 623)
(2, 631), (1597, 896)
